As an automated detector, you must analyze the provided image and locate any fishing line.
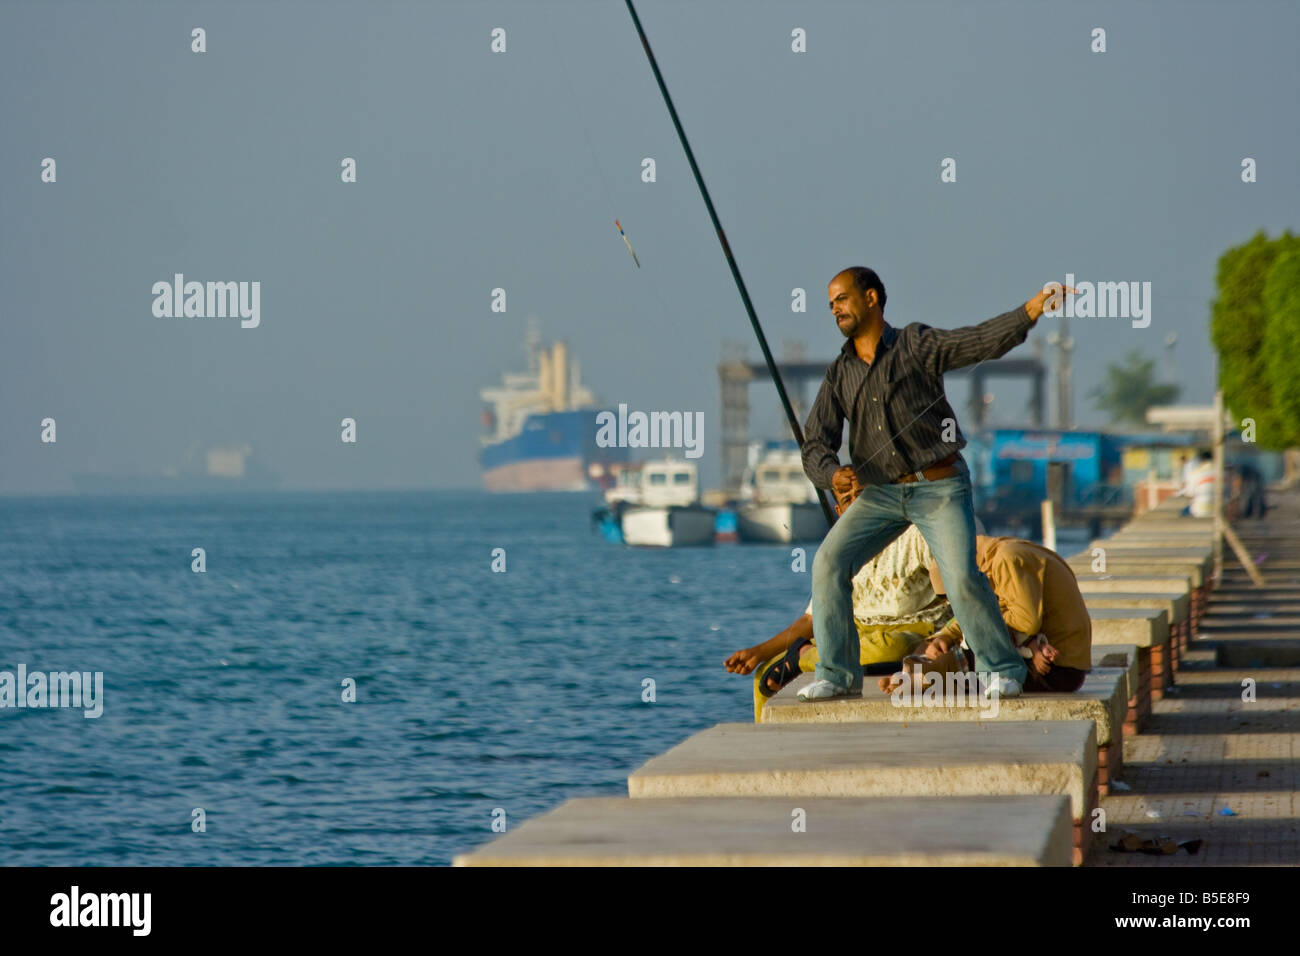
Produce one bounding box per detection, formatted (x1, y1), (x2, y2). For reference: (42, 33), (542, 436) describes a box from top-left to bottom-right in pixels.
(542, 8), (803, 501)
(620, 0), (837, 527)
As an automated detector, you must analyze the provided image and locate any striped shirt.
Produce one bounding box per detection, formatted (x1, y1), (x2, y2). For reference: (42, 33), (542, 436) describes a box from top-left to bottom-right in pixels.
(801, 304), (1035, 487)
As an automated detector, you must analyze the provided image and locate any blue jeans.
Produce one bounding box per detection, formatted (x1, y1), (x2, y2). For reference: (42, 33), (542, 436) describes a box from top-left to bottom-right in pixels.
(810, 457), (1027, 690)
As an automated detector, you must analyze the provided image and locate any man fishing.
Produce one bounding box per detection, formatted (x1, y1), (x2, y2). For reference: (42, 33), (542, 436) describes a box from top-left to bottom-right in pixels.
(798, 267), (1069, 701)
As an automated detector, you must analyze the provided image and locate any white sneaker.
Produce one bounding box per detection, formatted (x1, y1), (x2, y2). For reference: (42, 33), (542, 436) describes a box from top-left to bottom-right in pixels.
(797, 679), (861, 702)
(982, 673), (1023, 700)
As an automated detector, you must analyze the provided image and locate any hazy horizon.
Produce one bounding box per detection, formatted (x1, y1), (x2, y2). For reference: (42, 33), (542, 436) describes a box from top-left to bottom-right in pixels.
(3, 0), (1295, 494)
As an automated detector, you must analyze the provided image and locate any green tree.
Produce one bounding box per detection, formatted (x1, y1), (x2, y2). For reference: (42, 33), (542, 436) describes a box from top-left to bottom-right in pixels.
(1262, 247), (1300, 444)
(1088, 350), (1180, 426)
(1210, 230), (1300, 450)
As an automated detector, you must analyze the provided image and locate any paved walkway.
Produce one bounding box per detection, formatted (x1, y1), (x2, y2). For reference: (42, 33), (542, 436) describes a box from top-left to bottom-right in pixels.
(1092, 488), (1300, 866)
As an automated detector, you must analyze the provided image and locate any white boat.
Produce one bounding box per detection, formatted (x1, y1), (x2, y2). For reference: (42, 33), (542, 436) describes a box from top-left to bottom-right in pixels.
(603, 462), (646, 505)
(736, 446), (828, 543)
(618, 459), (717, 547)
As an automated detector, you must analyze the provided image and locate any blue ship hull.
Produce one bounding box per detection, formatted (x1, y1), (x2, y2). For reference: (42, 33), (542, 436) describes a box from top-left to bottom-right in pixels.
(480, 409), (628, 492)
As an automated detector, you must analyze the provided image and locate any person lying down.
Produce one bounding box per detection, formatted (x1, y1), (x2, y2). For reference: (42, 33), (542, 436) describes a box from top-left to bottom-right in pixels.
(879, 534), (1093, 695)
(724, 522), (952, 701)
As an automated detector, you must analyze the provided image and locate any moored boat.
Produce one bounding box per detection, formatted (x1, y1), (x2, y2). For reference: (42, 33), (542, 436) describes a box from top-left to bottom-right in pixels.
(612, 459), (717, 547)
(735, 446), (827, 543)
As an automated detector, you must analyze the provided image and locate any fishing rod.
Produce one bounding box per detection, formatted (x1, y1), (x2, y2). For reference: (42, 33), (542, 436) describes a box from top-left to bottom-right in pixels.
(622, 0), (837, 529)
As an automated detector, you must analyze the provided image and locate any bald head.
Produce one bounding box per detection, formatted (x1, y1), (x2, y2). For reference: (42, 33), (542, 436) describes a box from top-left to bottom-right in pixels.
(833, 267), (886, 309)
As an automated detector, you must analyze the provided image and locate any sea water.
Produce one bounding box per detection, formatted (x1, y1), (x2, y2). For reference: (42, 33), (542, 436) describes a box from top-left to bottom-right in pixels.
(0, 491), (804, 865)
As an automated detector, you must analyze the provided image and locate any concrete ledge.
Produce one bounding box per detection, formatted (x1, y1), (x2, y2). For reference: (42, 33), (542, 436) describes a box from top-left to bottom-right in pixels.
(1086, 543), (1212, 559)
(1130, 507), (1213, 520)
(1084, 595), (1189, 681)
(1093, 644), (1138, 701)
(1087, 606), (1168, 647)
(1083, 591), (1190, 626)
(1116, 523), (1215, 530)
(762, 671), (1125, 751)
(1091, 643), (1148, 734)
(1073, 573), (1193, 596)
(452, 795), (1075, 867)
(1067, 555), (1208, 588)
(1078, 547), (1212, 576)
(1130, 516), (1214, 526)
(1096, 536), (1214, 550)
(628, 720), (1097, 823)
(1108, 539), (1215, 554)
(452, 790), (1071, 868)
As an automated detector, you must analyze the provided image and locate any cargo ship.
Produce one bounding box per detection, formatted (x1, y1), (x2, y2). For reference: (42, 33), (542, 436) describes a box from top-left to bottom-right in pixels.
(479, 325), (627, 492)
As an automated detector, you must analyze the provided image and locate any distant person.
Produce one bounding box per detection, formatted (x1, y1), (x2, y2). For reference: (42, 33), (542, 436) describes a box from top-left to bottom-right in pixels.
(1180, 450), (1216, 517)
(797, 267), (1067, 700)
(880, 535), (1092, 694)
(1238, 462), (1268, 518)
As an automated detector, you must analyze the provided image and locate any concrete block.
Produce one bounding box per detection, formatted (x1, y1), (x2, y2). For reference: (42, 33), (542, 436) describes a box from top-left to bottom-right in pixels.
(1092, 644), (1138, 701)
(1086, 543), (1212, 559)
(762, 670), (1125, 750)
(628, 720), (1098, 823)
(1067, 555), (1208, 588)
(1087, 607), (1168, 647)
(1083, 591), (1190, 626)
(1113, 521), (1215, 532)
(1104, 533), (1216, 548)
(1130, 515), (1214, 526)
(764, 670), (1126, 796)
(1073, 573), (1192, 598)
(452, 795), (1075, 867)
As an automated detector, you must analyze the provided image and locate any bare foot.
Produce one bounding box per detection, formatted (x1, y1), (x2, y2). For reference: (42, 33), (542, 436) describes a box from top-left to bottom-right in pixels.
(879, 655), (930, 694)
